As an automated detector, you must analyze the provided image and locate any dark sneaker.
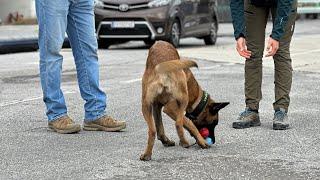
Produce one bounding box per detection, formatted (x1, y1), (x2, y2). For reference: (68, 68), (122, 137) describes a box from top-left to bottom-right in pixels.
(83, 116), (126, 132)
(48, 115), (81, 134)
(273, 108), (289, 130)
(233, 108), (261, 129)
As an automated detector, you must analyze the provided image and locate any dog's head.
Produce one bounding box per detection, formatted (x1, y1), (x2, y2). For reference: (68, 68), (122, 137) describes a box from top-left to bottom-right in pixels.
(191, 99), (229, 144)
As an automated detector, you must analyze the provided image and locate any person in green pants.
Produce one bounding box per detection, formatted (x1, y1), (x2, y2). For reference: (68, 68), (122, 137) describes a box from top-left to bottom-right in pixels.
(230, 0), (297, 130)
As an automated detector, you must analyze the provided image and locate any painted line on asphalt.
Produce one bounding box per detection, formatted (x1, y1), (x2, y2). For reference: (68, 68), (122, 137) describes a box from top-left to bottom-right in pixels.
(201, 65), (222, 70)
(1, 77), (142, 108)
(2, 78), (140, 108)
(291, 49), (320, 56)
(120, 78), (142, 84)
(0, 91), (76, 107)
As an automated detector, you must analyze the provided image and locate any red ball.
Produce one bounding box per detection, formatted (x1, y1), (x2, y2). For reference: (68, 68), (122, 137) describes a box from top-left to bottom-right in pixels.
(200, 128), (209, 138)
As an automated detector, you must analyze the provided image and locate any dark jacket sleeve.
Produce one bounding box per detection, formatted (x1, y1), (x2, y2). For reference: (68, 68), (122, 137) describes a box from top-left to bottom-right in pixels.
(230, 0), (245, 40)
(271, 0), (294, 41)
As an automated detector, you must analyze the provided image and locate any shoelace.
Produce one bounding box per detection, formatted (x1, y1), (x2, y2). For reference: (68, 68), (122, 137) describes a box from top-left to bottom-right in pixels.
(274, 111), (286, 121)
(239, 108), (253, 117)
(62, 119), (72, 126)
(101, 117), (116, 126)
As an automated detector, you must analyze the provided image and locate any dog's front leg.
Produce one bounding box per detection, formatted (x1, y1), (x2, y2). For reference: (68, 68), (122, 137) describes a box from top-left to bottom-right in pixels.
(140, 103), (156, 161)
(183, 119), (209, 149)
(176, 112), (190, 148)
(164, 105), (208, 148)
(163, 101), (190, 148)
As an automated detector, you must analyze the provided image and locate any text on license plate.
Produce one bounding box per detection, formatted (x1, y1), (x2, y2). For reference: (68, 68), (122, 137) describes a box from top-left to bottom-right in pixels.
(111, 21), (135, 28)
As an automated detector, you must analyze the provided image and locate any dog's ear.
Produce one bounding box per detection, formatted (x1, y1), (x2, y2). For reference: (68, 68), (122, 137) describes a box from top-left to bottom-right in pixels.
(209, 102), (230, 115)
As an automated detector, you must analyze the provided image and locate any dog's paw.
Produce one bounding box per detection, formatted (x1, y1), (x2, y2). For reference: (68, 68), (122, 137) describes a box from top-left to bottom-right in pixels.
(162, 140), (175, 147)
(140, 153), (152, 161)
(198, 139), (210, 149)
(179, 140), (190, 148)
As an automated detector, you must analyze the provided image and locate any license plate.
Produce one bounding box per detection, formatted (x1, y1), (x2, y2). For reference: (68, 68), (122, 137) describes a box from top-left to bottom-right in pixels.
(111, 21), (135, 28)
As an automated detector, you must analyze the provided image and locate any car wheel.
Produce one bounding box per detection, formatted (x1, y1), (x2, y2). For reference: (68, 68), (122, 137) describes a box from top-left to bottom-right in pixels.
(312, 13), (318, 19)
(98, 39), (111, 49)
(168, 20), (180, 48)
(203, 19), (218, 45)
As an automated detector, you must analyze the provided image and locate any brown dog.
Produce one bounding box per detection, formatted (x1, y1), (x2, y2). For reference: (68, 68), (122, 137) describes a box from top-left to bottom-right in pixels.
(140, 41), (229, 161)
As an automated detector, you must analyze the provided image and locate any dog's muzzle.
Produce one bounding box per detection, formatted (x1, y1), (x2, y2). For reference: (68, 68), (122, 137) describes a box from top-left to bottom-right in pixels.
(197, 122), (217, 144)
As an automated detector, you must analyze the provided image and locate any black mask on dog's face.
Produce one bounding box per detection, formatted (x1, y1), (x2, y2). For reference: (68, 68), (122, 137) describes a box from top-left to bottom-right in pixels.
(194, 102), (229, 144)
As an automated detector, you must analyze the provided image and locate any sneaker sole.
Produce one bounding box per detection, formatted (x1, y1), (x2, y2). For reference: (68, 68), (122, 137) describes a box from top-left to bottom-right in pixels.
(48, 125), (81, 134)
(232, 121), (261, 129)
(83, 123), (126, 132)
(273, 123), (289, 130)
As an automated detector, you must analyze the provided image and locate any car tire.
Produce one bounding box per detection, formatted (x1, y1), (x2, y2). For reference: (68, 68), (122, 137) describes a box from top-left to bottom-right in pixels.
(312, 13), (318, 19)
(168, 20), (180, 48)
(98, 39), (111, 49)
(203, 18), (218, 45)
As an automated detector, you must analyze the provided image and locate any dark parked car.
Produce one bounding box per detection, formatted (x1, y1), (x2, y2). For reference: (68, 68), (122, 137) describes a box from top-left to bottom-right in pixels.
(216, 0), (232, 22)
(94, 0), (219, 48)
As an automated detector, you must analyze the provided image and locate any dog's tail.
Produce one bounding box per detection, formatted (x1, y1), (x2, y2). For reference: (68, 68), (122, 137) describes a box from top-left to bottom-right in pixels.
(155, 59), (198, 74)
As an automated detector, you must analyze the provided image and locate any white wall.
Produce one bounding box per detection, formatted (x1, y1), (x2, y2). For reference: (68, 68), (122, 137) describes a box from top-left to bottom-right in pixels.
(0, 0), (36, 21)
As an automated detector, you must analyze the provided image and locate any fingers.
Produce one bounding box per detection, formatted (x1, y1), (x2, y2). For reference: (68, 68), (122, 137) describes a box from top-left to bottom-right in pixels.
(236, 37), (280, 58)
(265, 38), (279, 57)
(265, 45), (278, 57)
(265, 42), (272, 57)
(236, 38), (251, 59)
(237, 47), (252, 59)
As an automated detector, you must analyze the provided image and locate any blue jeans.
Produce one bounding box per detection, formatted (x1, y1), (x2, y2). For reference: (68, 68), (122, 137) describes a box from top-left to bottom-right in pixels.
(36, 0), (107, 122)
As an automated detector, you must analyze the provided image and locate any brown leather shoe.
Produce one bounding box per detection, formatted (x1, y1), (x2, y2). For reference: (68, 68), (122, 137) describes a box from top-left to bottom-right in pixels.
(83, 116), (126, 132)
(48, 116), (81, 134)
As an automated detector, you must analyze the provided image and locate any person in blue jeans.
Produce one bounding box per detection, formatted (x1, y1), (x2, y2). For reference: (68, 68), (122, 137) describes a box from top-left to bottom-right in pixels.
(36, 0), (126, 134)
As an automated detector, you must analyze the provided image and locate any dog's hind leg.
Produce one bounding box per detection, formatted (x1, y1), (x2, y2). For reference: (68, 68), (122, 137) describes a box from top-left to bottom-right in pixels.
(140, 103), (156, 161)
(163, 100), (190, 148)
(153, 103), (175, 147)
(163, 101), (189, 148)
(177, 116), (190, 147)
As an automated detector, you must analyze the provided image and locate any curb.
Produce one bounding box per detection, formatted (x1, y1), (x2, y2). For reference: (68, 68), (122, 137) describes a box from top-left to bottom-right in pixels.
(0, 38), (38, 54)
(0, 38), (70, 54)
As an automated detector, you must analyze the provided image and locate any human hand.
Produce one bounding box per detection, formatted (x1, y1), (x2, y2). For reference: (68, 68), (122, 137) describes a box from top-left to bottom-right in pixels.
(236, 37), (251, 59)
(265, 37), (279, 57)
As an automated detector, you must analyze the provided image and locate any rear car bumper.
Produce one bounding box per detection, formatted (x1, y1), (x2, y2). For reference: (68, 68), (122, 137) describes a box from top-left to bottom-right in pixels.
(297, 0), (320, 14)
(95, 6), (170, 40)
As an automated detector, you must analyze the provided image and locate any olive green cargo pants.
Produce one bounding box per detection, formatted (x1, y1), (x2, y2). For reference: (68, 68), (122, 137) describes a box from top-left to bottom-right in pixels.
(244, 0), (297, 112)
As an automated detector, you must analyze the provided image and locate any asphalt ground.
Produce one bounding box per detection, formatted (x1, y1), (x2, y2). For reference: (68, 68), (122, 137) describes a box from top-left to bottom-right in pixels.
(1, 19), (320, 179)
(0, 39), (320, 179)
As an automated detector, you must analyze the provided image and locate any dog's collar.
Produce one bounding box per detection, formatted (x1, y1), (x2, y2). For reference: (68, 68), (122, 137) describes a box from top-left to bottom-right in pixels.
(186, 91), (210, 120)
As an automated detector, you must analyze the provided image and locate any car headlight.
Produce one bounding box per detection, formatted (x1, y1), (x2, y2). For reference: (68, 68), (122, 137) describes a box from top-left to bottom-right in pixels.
(148, 0), (171, 8)
(94, 0), (104, 8)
